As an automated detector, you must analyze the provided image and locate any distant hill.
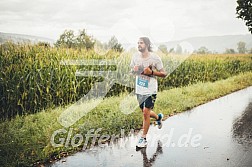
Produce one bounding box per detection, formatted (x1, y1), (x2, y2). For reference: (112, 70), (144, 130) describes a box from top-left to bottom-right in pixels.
(0, 32), (55, 45)
(162, 34), (252, 53)
(1, 32), (251, 53)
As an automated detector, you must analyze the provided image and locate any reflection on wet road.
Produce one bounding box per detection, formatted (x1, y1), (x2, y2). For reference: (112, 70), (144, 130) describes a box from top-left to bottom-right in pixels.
(50, 87), (252, 167)
(138, 140), (163, 167)
(232, 101), (252, 148)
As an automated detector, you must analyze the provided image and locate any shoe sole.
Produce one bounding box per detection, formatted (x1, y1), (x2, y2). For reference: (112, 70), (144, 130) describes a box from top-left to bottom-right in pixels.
(136, 146), (144, 150)
(136, 145), (147, 149)
(136, 142), (147, 148)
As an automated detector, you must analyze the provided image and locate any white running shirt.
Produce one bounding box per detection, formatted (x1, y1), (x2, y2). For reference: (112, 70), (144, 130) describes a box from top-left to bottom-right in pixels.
(130, 53), (164, 95)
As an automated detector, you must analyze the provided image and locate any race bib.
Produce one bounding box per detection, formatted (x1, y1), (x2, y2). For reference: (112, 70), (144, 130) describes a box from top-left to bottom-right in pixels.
(137, 76), (149, 88)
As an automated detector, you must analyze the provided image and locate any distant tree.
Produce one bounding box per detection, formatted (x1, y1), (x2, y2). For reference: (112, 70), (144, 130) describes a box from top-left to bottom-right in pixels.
(236, 0), (252, 33)
(55, 30), (75, 48)
(55, 29), (94, 49)
(248, 48), (252, 53)
(225, 48), (236, 54)
(169, 48), (175, 53)
(158, 44), (168, 54)
(37, 42), (51, 47)
(76, 29), (95, 50)
(94, 39), (107, 49)
(183, 49), (188, 54)
(175, 44), (182, 54)
(237, 41), (246, 53)
(196, 46), (209, 54)
(93, 39), (109, 55)
(107, 36), (123, 52)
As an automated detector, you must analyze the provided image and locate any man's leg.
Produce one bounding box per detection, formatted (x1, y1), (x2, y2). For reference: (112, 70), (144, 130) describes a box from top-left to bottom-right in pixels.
(137, 94), (162, 147)
(142, 110), (161, 137)
(150, 111), (158, 120)
(141, 94), (159, 137)
(137, 107), (149, 148)
(142, 107), (151, 138)
(146, 95), (163, 129)
(141, 110), (158, 129)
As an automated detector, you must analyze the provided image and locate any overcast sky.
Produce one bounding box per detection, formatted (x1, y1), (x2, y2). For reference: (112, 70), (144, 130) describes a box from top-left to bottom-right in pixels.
(0, 0), (250, 43)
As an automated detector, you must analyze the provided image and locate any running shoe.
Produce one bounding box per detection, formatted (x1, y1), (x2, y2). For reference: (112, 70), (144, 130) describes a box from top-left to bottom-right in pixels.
(156, 113), (163, 129)
(136, 137), (147, 148)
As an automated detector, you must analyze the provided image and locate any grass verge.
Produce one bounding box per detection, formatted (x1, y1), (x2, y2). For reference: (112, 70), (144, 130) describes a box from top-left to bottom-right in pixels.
(1, 72), (252, 166)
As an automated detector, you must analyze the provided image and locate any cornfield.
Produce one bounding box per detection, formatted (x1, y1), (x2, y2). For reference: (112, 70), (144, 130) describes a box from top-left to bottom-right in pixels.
(1, 42), (252, 120)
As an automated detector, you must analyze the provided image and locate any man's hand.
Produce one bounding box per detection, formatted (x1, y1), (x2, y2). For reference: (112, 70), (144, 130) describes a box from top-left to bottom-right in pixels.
(142, 66), (152, 75)
(132, 65), (155, 76)
(132, 65), (144, 75)
(133, 66), (139, 72)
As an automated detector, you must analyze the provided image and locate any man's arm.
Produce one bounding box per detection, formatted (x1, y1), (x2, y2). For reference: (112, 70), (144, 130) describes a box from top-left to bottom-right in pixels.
(143, 67), (167, 78)
(153, 68), (167, 78)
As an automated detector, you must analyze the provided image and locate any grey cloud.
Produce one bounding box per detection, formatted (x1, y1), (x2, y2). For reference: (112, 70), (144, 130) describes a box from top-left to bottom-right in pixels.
(0, 0), (136, 28)
(0, 0), (248, 42)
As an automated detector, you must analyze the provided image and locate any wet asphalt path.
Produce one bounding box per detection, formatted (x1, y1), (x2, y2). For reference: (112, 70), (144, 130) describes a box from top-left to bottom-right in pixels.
(49, 86), (252, 167)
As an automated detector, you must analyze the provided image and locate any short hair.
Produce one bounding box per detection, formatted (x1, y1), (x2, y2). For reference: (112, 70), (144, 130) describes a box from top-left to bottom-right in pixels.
(139, 37), (153, 52)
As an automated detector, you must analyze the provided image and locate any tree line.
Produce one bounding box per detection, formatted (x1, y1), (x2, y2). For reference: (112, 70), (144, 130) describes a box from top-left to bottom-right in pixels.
(158, 41), (252, 54)
(45, 29), (124, 52)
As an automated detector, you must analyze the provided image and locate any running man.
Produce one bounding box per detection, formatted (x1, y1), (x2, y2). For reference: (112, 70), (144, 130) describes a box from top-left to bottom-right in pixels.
(130, 37), (167, 148)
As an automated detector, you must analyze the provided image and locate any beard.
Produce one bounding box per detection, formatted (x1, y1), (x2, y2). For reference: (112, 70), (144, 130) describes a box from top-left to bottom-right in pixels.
(138, 46), (146, 52)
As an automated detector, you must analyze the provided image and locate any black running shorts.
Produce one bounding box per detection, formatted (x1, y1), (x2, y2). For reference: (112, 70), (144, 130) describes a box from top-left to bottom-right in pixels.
(136, 94), (157, 110)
